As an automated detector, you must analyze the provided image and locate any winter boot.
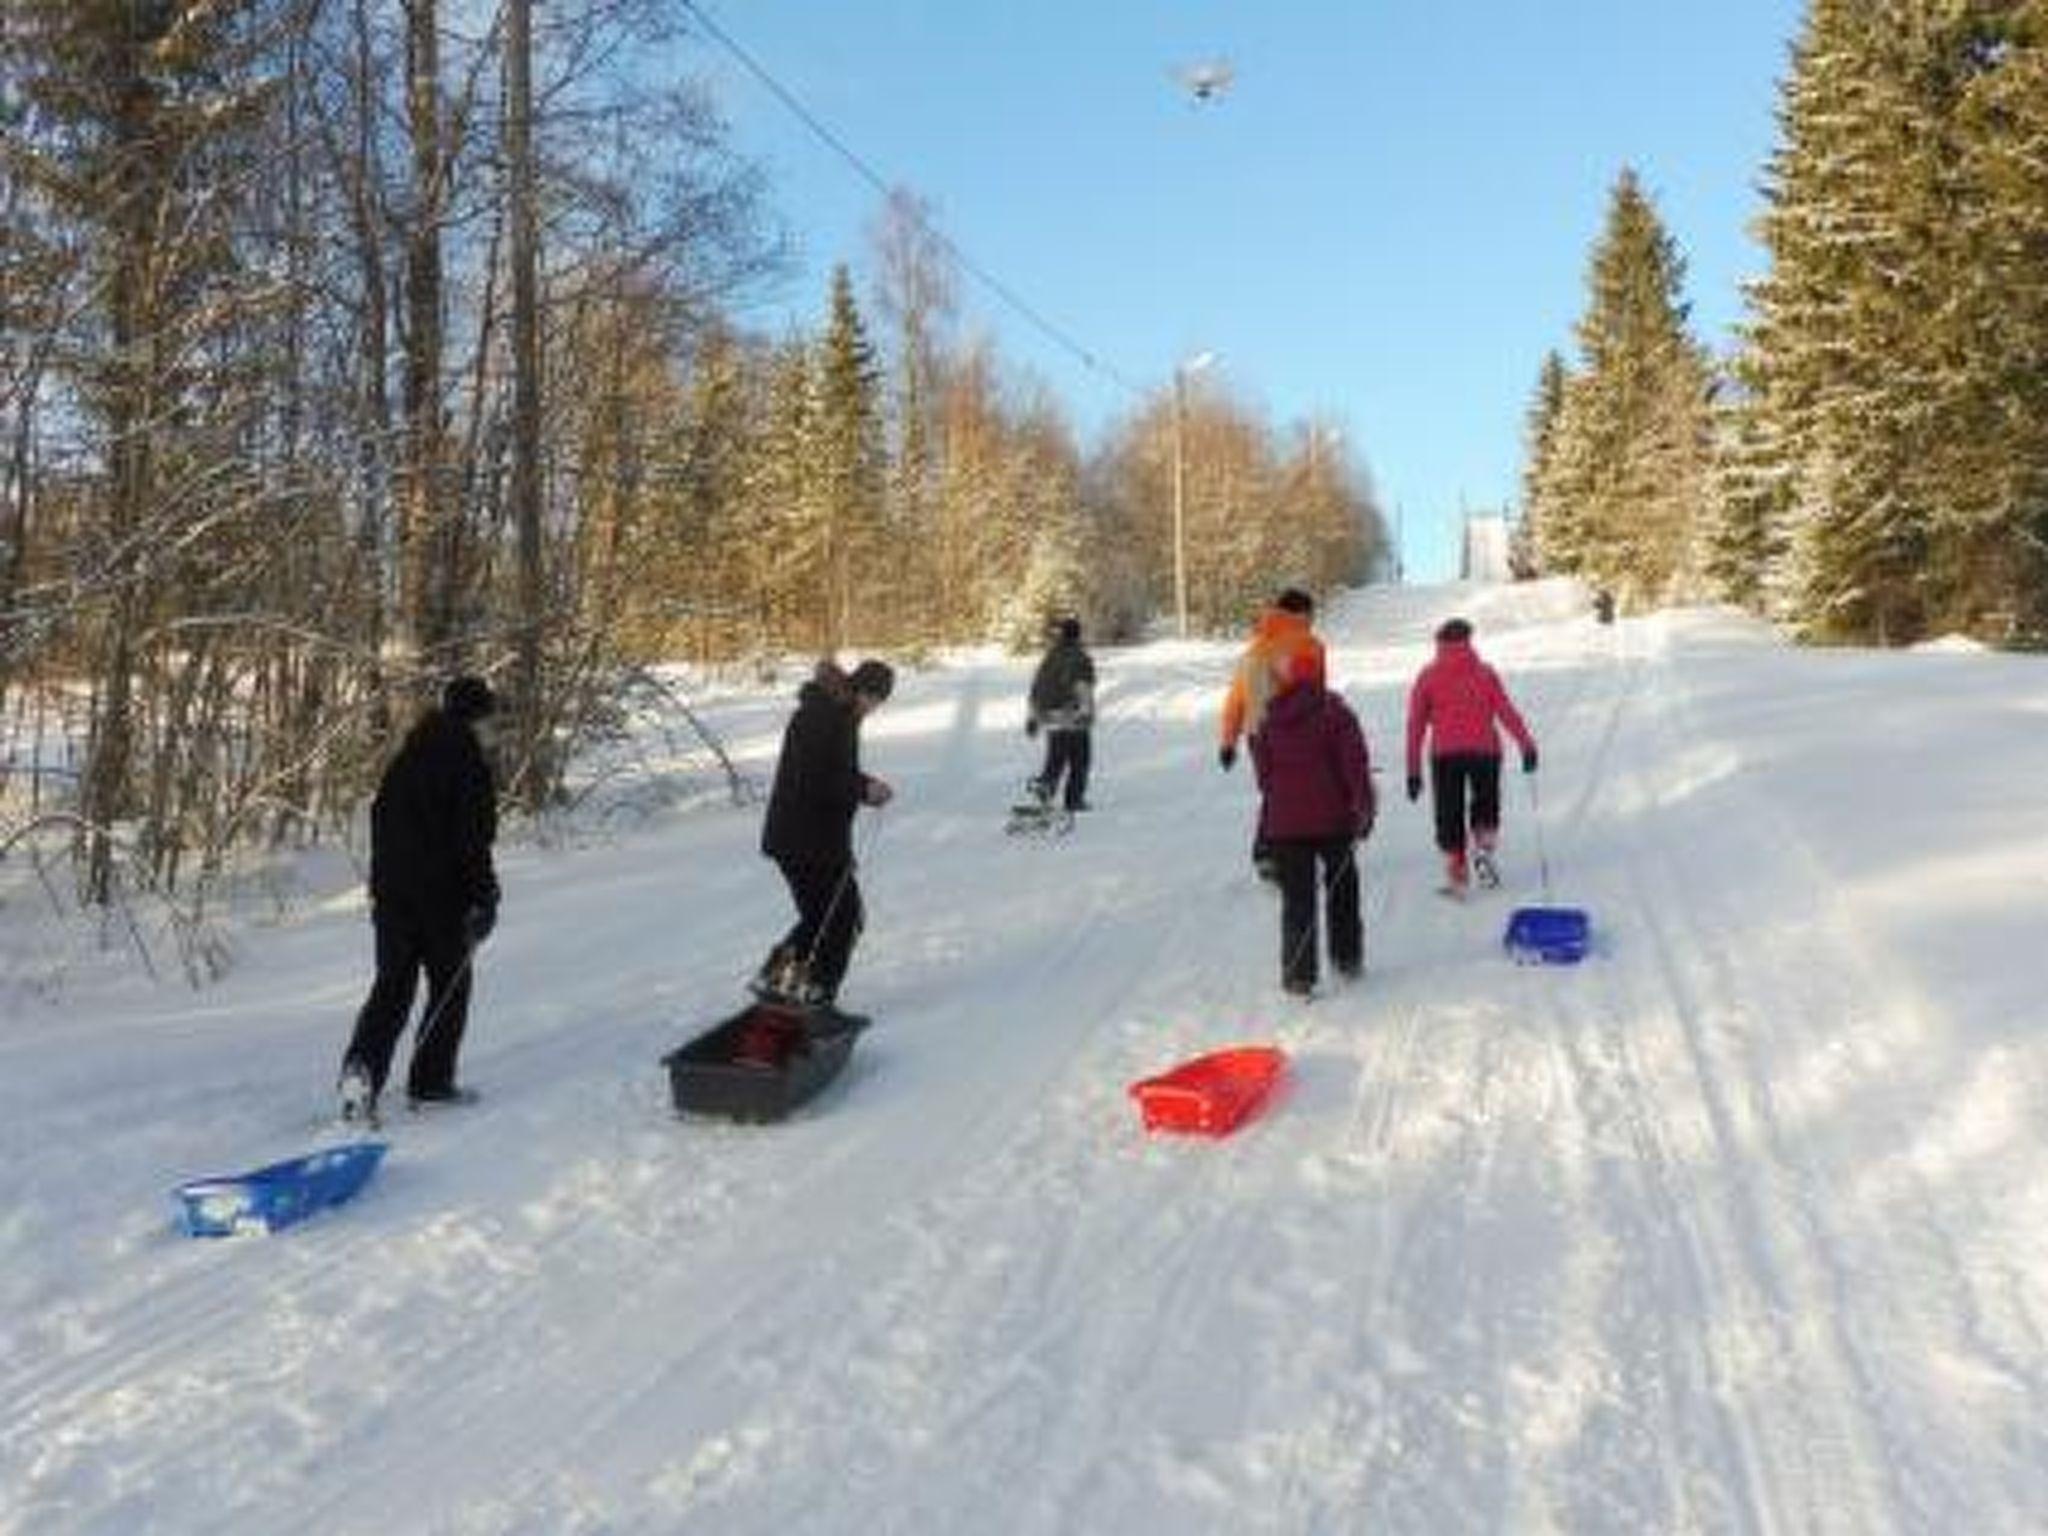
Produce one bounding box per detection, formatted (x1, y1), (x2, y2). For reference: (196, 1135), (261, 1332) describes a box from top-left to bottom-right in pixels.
(1471, 831), (1500, 890)
(338, 1062), (379, 1128)
(753, 944), (803, 1001)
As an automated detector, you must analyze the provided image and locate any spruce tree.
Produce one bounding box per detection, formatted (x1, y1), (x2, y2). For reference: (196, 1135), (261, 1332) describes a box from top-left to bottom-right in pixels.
(1543, 169), (1716, 605)
(1518, 351), (1571, 575)
(817, 265), (886, 649)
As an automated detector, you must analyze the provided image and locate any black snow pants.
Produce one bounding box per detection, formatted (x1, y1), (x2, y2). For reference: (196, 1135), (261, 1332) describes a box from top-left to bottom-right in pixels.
(1429, 753), (1502, 855)
(1035, 728), (1092, 810)
(343, 897), (474, 1098)
(774, 855), (864, 1000)
(1274, 836), (1362, 991)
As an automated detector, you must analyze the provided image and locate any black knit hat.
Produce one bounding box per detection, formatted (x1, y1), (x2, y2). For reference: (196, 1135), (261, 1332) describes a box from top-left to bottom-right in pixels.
(848, 660), (895, 701)
(1435, 617), (1473, 643)
(442, 675), (498, 721)
(1057, 617), (1082, 643)
(1275, 587), (1314, 616)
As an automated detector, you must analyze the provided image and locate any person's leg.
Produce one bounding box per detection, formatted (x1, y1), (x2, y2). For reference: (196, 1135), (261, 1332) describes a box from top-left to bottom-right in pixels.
(1033, 734), (1059, 801)
(405, 916), (474, 1098)
(342, 905), (425, 1097)
(1060, 730), (1092, 810)
(1322, 837), (1362, 975)
(776, 856), (832, 965)
(806, 869), (864, 1000)
(1275, 840), (1319, 993)
(1470, 756), (1503, 844)
(1430, 757), (1470, 889)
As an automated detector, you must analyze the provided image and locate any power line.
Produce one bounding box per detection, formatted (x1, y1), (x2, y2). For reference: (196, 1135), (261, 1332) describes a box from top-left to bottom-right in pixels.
(678, 0), (1147, 399)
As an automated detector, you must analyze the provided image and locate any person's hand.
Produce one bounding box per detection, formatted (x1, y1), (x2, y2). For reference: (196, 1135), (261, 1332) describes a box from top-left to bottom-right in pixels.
(1522, 747), (1538, 774)
(1357, 812), (1376, 843)
(1405, 775), (1422, 802)
(863, 777), (895, 807)
(1218, 744), (1237, 772)
(464, 904), (497, 946)
(1025, 717), (1040, 738)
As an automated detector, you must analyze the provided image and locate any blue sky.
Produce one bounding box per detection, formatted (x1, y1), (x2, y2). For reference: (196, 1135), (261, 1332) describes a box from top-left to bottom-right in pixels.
(673, 0), (1805, 582)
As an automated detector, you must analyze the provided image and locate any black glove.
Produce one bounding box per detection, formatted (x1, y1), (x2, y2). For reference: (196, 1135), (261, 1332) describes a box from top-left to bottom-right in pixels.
(1405, 774), (1422, 803)
(464, 904), (497, 946)
(1522, 747), (1538, 774)
(1357, 813), (1376, 843)
(1218, 743), (1237, 772)
(1025, 717), (1039, 738)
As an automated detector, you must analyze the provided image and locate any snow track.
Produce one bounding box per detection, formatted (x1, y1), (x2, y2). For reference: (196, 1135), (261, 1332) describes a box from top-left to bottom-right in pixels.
(6, 584), (2048, 1533)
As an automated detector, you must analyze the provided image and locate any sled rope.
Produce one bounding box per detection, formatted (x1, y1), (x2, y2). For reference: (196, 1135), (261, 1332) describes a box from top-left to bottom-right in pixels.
(798, 805), (888, 976)
(411, 941), (481, 1067)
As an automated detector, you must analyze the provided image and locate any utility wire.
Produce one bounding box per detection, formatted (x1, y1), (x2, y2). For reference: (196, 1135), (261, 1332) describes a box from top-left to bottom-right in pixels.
(679, 0), (1148, 400)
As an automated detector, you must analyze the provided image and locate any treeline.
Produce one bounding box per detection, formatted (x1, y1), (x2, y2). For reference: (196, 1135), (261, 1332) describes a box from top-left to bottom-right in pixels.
(0, 3), (1384, 917)
(1517, 0), (2048, 647)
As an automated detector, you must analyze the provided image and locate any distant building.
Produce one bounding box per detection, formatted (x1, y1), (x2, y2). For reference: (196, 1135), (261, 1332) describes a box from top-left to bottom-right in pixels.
(1460, 513), (1512, 583)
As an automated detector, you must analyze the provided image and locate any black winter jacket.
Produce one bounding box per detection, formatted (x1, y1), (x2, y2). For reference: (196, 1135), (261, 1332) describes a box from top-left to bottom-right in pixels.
(762, 678), (874, 866)
(1028, 640), (1096, 731)
(369, 711), (500, 920)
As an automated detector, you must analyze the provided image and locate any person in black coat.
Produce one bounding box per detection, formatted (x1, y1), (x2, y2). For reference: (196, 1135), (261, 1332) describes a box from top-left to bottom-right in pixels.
(756, 659), (894, 1011)
(339, 676), (501, 1116)
(1025, 616), (1096, 812)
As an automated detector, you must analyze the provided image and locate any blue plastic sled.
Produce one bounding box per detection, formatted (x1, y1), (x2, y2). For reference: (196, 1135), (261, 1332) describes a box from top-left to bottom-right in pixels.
(175, 1140), (388, 1237)
(1504, 906), (1591, 965)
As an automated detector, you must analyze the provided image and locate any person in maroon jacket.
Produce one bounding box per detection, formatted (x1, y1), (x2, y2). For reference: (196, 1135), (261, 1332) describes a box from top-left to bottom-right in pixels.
(1250, 677), (1375, 996)
(1404, 617), (1537, 897)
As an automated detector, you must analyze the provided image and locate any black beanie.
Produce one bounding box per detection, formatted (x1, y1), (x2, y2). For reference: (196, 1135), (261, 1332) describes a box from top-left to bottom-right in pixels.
(443, 675), (498, 721)
(1275, 587), (1314, 616)
(848, 660), (895, 701)
(1435, 617), (1473, 643)
(1057, 617), (1082, 644)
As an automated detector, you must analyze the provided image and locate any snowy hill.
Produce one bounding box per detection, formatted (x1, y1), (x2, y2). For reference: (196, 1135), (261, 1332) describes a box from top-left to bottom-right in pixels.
(6, 581), (2048, 1533)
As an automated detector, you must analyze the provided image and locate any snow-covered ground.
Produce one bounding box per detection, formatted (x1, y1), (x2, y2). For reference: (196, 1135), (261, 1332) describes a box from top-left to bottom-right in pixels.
(5, 580), (2048, 1535)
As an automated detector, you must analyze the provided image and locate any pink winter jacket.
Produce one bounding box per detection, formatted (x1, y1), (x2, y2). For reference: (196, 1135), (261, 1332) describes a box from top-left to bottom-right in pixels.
(1404, 637), (1535, 775)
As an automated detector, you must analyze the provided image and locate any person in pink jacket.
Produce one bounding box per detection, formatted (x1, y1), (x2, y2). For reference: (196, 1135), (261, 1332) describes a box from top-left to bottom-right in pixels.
(1404, 617), (1537, 896)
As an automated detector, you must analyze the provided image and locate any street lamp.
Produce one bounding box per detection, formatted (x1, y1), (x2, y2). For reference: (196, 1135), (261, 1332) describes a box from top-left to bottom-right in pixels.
(1172, 350), (1216, 638)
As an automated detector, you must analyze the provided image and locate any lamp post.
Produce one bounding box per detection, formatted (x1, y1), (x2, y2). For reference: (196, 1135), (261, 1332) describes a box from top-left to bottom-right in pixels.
(1171, 351), (1216, 638)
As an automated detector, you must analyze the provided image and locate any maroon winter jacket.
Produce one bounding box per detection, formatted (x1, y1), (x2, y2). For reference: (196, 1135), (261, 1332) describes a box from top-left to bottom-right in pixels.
(1404, 636), (1535, 775)
(1251, 683), (1375, 842)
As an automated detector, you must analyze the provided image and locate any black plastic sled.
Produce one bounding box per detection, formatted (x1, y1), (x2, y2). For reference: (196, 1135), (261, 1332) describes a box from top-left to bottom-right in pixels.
(662, 1001), (868, 1123)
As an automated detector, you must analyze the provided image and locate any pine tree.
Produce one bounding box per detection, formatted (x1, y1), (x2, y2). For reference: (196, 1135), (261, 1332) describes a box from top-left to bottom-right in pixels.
(1733, 0), (2048, 644)
(1518, 351), (1571, 574)
(1543, 168), (1716, 606)
(817, 265), (885, 649)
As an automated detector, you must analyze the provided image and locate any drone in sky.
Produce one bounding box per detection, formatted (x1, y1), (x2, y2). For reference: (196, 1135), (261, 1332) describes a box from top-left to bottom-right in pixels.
(1176, 59), (1235, 105)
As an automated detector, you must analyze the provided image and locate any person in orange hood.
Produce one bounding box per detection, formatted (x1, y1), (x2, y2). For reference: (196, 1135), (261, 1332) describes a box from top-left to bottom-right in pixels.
(1218, 588), (1327, 878)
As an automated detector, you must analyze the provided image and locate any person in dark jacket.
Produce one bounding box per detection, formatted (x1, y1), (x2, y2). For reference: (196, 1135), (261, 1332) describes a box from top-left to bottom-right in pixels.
(339, 676), (501, 1119)
(756, 659), (895, 1012)
(1251, 677), (1375, 996)
(1025, 617), (1096, 812)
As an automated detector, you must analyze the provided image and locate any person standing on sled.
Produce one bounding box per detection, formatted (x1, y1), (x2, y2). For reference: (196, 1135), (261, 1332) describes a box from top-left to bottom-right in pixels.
(1252, 676), (1374, 997)
(1217, 587), (1327, 880)
(1404, 617), (1537, 898)
(339, 676), (501, 1122)
(756, 659), (895, 1020)
(1025, 616), (1096, 812)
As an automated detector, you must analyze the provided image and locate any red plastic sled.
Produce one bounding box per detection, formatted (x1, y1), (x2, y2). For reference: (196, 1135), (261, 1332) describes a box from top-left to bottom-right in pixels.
(1128, 1046), (1287, 1137)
